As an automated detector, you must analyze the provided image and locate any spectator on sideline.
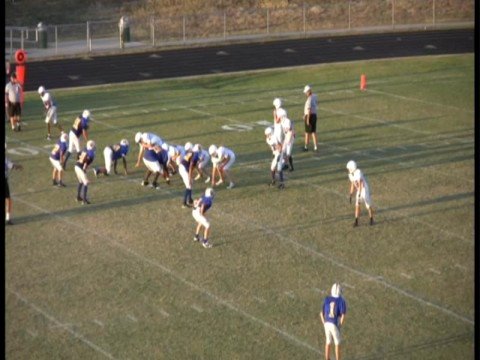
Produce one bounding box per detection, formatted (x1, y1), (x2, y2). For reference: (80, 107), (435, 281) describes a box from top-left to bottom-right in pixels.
(5, 72), (22, 132)
(320, 283), (347, 360)
(303, 85), (318, 151)
(5, 143), (23, 225)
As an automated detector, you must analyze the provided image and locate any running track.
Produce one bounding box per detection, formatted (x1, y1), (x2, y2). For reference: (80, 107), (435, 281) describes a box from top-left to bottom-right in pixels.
(24, 28), (473, 91)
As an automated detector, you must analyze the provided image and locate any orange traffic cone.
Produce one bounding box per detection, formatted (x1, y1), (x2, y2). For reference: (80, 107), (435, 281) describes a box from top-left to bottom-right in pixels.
(360, 74), (367, 91)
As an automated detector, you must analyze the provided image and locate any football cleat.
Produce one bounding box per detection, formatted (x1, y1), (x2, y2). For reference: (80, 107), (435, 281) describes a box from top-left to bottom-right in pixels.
(57, 181), (66, 187)
(46, 134), (51, 140)
(52, 179), (58, 186)
(141, 180), (149, 187)
(6, 220), (13, 225)
(93, 168), (98, 178)
(194, 174), (201, 180)
(202, 241), (212, 249)
(76, 196), (83, 203)
(204, 176), (211, 184)
(370, 218), (374, 226)
(227, 182), (235, 189)
(82, 199), (91, 205)
(193, 235), (200, 242)
(278, 183), (285, 190)
(269, 180), (276, 187)
(151, 182), (160, 190)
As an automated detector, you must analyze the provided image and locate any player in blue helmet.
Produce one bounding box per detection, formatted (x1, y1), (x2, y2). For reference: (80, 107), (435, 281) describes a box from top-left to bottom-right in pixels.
(74, 140), (96, 205)
(93, 139), (130, 177)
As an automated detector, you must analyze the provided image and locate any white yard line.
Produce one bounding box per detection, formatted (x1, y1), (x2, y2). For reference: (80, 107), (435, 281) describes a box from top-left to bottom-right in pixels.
(11, 198), (323, 356)
(7, 289), (116, 359)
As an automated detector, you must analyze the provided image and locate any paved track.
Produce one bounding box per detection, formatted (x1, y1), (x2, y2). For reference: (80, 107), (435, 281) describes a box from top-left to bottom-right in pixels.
(24, 28), (473, 91)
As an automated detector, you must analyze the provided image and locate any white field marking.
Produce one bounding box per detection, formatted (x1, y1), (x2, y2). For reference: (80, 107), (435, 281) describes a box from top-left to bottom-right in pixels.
(8, 289), (116, 359)
(141, 109), (149, 113)
(93, 319), (105, 327)
(191, 305), (204, 313)
(217, 208), (474, 326)
(429, 268), (442, 275)
(49, 322), (75, 330)
(158, 309), (170, 318)
(400, 273), (413, 280)
(126, 314), (138, 322)
(367, 88), (474, 115)
(397, 145), (408, 151)
(318, 140), (474, 186)
(13, 198), (322, 356)
(342, 283), (355, 289)
(454, 264), (467, 271)
(253, 296), (266, 303)
(27, 329), (38, 338)
(284, 291), (295, 299)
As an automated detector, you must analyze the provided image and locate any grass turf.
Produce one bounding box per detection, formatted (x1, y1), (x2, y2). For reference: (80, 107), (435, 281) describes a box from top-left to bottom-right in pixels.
(5, 53), (474, 359)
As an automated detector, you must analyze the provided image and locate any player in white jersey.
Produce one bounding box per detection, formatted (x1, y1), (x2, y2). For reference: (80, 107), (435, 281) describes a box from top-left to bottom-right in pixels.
(38, 86), (63, 140)
(209, 144), (235, 189)
(192, 144), (211, 183)
(134, 131), (163, 168)
(272, 98), (286, 144)
(346, 160), (374, 226)
(265, 127), (285, 189)
(279, 110), (295, 171)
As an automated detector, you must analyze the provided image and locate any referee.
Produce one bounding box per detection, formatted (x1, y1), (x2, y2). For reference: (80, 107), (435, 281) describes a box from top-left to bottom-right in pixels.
(5, 72), (22, 132)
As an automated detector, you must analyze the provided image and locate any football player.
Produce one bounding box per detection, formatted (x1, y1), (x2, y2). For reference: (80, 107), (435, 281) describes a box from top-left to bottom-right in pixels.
(192, 143), (211, 183)
(75, 140), (96, 205)
(38, 86), (62, 140)
(172, 142), (195, 208)
(134, 131), (163, 168)
(93, 139), (130, 177)
(192, 187), (214, 248)
(279, 109), (295, 171)
(63, 110), (92, 169)
(141, 143), (167, 190)
(272, 98), (286, 144)
(265, 126), (285, 189)
(209, 144), (235, 189)
(49, 132), (69, 187)
(346, 160), (374, 226)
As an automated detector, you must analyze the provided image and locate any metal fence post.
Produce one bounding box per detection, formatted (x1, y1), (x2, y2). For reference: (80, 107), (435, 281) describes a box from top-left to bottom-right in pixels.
(86, 21), (90, 51)
(348, 0), (351, 30)
(303, 3), (306, 36)
(392, 0), (395, 29)
(20, 29), (24, 49)
(183, 15), (186, 43)
(266, 8), (269, 35)
(10, 29), (13, 60)
(151, 16), (155, 47)
(223, 11), (226, 39)
(55, 25), (58, 54)
(432, 0), (436, 27)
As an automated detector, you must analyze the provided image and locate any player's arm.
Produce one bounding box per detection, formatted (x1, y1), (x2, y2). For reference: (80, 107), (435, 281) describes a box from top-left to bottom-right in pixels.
(82, 128), (88, 141)
(339, 313), (345, 327)
(349, 181), (355, 204)
(319, 310), (325, 324)
(135, 145), (145, 167)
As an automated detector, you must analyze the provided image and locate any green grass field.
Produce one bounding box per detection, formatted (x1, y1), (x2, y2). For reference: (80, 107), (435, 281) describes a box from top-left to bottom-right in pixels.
(5, 54), (474, 359)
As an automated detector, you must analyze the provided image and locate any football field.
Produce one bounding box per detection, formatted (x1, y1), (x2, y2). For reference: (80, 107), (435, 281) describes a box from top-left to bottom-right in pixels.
(5, 54), (474, 359)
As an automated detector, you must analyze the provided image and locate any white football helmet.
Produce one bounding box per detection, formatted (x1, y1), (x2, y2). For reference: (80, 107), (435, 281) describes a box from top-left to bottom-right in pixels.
(120, 139), (129, 147)
(209, 144), (217, 156)
(161, 142), (169, 151)
(184, 142), (193, 152)
(331, 283), (342, 298)
(264, 127), (273, 136)
(38, 86), (45, 94)
(205, 187), (214, 198)
(168, 145), (178, 158)
(303, 85), (311, 94)
(42, 93), (51, 102)
(86, 140), (96, 150)
(60, 132), (68, 142)
(276, 108), (287, 119)
(82, 110), (91, 119)
(346, 160), (357, 173)
(134, 132), (143, 144)
(273, 98), (282, 109)
(192, 144), (201, 152)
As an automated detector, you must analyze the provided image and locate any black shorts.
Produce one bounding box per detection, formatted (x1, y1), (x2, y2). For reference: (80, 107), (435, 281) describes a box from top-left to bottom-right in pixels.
(7, 102), (21, 117)
(304, 113), (317, 133)
(5, 179), (10, 198)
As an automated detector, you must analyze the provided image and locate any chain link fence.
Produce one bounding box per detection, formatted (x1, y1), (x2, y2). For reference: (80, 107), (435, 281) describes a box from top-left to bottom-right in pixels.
(5, 0), (474, 61)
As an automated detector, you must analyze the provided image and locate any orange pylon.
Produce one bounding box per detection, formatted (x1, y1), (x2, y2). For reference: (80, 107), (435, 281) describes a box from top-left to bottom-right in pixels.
(360, 74), (367, 91)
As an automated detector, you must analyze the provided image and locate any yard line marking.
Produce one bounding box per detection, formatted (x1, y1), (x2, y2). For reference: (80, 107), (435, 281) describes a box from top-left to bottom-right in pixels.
(158, 309), (170, 318)
(428, 268), (442, 275)
(454, 264), (467, 271)
(219, 210), (474, 326)
(191, 305), (204, 313)
(8, 289), (116, 359)
(400, 273), (413, 280)
(93, 319), (105, 327)
(368, 88), (474, 114)
(13, 198), (322, 356)
(126, 314), (138, 322)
